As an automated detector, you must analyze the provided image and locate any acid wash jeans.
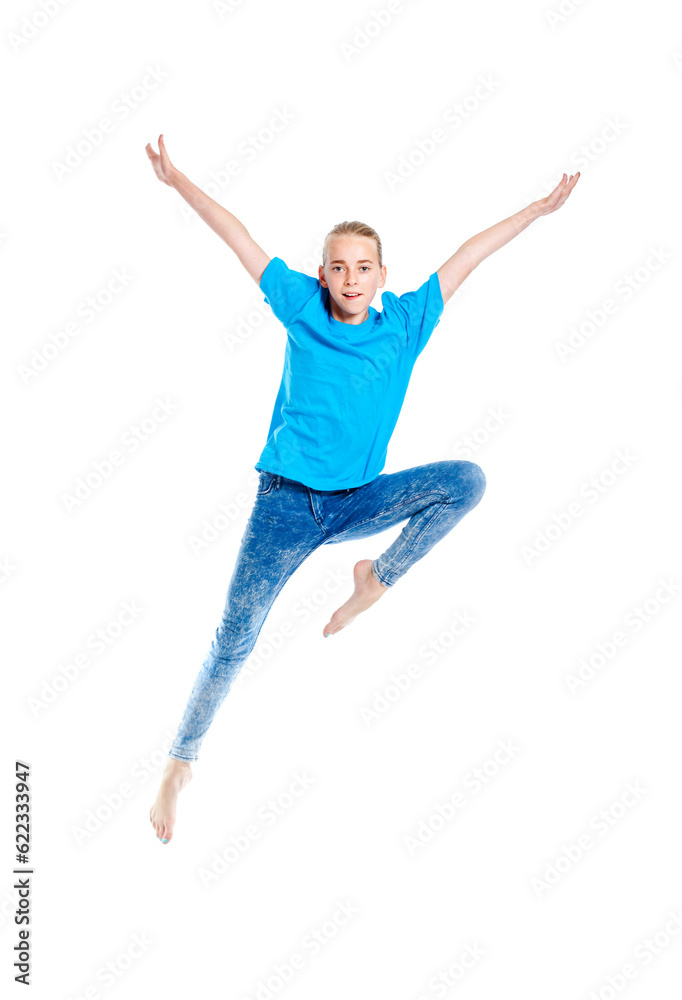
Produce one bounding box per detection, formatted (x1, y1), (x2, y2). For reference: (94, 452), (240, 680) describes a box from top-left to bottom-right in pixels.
(169, 459), (486, 762)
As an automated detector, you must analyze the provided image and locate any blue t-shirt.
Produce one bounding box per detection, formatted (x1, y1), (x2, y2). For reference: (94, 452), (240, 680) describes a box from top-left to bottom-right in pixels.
(255, 256), (444, 490)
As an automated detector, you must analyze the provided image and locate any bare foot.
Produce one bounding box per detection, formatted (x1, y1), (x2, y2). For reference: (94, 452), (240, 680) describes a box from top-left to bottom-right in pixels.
(323, 558), (389, 638)
(149, 757), (192, 844)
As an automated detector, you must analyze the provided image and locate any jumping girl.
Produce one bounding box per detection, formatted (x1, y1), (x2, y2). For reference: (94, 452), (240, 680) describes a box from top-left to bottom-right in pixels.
(145, 134), (579, 843)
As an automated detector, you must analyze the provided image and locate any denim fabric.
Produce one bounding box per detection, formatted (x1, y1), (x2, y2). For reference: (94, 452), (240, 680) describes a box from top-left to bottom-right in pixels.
(169, 459), (486, 762)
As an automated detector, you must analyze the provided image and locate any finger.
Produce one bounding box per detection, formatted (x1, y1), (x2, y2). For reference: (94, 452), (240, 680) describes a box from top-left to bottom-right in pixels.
(158, 134), (172, 171)
(145, 142), (163, 169)
(549, 174), (568, 205)
(559, 174), (578, 203)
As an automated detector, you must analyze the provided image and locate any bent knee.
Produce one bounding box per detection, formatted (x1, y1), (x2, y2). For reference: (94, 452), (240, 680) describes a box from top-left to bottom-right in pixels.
(455, 460), (486, 503)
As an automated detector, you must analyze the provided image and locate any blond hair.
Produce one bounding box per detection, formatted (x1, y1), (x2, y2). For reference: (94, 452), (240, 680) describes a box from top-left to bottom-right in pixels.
(322, 220), (383, 268)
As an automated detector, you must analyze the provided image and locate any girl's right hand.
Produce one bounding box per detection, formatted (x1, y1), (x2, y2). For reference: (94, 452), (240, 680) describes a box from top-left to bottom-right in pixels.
(145, 134), (177, 186)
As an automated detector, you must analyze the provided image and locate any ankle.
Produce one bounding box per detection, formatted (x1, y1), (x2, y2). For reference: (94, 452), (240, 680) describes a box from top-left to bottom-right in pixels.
(165, 757), (192, 776)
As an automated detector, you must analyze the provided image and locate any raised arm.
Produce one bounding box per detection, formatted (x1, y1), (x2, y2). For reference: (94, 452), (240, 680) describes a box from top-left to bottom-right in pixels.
(436, 172), (580, 305)
(145, 134), (270, 287)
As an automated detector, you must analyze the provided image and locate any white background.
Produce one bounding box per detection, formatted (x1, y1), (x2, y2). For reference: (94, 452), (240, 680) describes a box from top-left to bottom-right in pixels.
(2, 0), (681, 997)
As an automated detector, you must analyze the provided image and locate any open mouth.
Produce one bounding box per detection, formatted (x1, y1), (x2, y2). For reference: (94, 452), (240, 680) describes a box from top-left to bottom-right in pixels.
(343, 293), (361, 299)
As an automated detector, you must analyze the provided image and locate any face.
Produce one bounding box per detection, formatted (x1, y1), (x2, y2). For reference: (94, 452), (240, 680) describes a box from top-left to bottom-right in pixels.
(318, 236), (387, 321)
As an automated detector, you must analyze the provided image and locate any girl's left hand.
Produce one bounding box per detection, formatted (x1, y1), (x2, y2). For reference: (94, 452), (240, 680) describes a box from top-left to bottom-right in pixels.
(535, 172), (580, 216)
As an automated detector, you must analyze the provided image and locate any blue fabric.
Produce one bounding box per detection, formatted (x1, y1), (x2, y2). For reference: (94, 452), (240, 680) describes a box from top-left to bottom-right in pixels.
(169, 459), (486, 761)
(255, 256), (445, 489)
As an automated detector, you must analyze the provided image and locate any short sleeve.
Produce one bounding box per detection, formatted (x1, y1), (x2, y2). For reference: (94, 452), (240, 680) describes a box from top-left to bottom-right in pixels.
(381, 271), (445, 360)
(260, 256), (320, 329)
